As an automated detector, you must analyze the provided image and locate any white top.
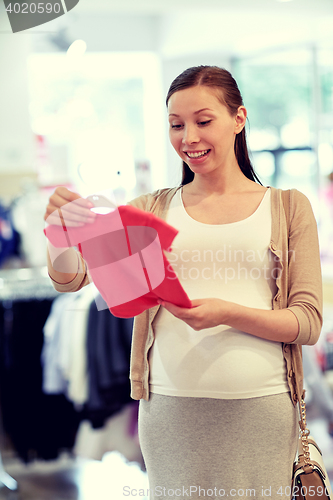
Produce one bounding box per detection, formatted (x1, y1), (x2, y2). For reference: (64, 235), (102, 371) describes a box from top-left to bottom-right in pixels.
(149, 188), (290, 399)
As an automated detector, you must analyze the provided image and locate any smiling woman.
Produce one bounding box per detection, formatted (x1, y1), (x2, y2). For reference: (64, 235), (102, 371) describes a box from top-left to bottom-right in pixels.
(44, 65), (323, 500)
(136, 66), (322, 500)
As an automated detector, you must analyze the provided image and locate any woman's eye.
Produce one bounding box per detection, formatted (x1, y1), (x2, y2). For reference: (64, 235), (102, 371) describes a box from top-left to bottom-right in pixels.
(199, 120), (211, 126)
(171, 124), (183, 129)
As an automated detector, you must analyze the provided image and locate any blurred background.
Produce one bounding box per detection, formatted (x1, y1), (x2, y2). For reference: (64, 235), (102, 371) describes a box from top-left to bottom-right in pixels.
(1, 0), (333, 498)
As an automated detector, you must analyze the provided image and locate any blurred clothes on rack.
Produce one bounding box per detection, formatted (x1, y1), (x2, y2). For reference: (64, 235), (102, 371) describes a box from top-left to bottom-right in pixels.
(85, 299), (133, 427)
(42, 289), (134, 424)
(0, 203), (20, 267)
(0, 297), (80, 462)
(41, 289), (141, 463)
(42, 291), (91, 403)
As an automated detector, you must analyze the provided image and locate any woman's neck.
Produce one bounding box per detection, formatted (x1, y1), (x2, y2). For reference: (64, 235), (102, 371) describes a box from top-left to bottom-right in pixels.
(185, 168), (256, 197)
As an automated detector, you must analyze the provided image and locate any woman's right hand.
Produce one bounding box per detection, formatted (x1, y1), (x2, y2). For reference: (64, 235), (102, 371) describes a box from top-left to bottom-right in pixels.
(44, 186), (96, 227)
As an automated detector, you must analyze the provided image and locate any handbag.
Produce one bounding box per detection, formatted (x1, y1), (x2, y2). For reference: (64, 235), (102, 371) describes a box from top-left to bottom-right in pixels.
(291, 392), (333, 499)
(280, 190), (332, 500)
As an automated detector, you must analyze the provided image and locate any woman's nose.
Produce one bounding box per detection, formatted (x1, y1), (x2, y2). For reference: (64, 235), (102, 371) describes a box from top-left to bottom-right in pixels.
(182, 125), (199, 145)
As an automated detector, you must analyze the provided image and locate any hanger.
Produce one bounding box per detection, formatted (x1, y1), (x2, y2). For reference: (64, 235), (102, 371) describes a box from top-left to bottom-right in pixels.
(86, 194), (117, 215)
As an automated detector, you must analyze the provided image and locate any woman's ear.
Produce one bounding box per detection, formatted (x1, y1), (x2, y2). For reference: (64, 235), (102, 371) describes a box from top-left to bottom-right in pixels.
(235, 106), (247, 134)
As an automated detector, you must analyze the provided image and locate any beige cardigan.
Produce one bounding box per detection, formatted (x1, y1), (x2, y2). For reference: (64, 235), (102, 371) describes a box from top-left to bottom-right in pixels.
(50, 186), (323, 406)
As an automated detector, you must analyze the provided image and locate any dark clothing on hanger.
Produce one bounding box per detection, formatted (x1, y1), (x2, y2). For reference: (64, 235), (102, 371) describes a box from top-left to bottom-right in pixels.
(85, 302), (134, 428)
(0, 204), (20, 267)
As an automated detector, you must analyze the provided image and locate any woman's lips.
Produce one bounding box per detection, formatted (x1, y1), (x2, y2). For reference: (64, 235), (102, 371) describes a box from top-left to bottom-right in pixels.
(184, 149), (211, 163)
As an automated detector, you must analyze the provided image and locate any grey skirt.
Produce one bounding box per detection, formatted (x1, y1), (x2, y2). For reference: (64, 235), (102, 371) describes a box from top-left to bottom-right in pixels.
(138, 392), (298, 500)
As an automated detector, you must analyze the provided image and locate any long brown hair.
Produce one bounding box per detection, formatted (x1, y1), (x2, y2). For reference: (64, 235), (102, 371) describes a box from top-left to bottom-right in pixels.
(166, 65), (261, 185)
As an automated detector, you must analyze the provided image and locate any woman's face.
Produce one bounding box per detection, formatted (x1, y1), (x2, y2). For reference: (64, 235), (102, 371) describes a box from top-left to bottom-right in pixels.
(167, 85), (246, 176)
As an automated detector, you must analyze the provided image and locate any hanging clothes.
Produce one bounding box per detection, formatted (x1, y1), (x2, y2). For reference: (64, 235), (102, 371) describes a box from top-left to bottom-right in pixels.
(42, 290), (137, 427)
(84, 301), (134, 428)
(0, 203), (20, 267)
(0, 298), (80, 462)
(42, 293), (74, 395)
(42, 289), (92, 404)
(41, 289), (142, 464)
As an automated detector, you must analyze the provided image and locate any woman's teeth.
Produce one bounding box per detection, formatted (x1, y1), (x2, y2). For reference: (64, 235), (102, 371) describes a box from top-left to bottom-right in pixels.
(186, 150), (210, 158)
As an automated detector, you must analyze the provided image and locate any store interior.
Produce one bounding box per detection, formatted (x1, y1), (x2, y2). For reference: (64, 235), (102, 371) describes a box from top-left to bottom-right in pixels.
(1, 0), (333, 498)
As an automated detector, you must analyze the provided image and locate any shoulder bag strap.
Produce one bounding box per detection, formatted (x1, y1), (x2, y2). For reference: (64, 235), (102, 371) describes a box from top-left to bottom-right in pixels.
(281, 189), (313, 462)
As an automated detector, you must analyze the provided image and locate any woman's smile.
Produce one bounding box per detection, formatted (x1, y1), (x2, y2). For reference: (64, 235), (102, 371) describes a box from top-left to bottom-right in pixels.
(184, 149), (212, 163)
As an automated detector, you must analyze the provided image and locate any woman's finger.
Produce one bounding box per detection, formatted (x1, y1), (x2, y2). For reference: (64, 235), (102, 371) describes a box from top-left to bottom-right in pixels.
(50, 191), (93, 215)
(158, 300), (193, 317)
(44, 211), (88, 227)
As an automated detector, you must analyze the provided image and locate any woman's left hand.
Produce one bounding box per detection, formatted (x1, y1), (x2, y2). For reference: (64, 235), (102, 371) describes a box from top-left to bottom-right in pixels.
(157, 298), (232, 331)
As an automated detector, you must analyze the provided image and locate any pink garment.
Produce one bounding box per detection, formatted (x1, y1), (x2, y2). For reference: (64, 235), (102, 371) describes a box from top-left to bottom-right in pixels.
(45, 205), (191, 318)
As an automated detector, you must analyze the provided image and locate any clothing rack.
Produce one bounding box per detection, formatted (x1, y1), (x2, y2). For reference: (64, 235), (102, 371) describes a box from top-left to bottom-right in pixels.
(0, 267), (58, 491)
(0, 266), (59, 301)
